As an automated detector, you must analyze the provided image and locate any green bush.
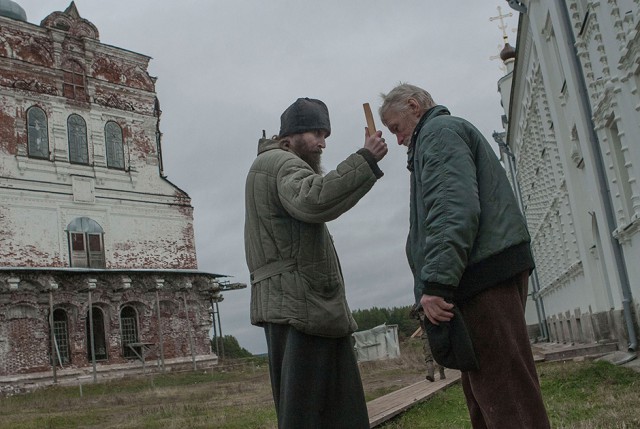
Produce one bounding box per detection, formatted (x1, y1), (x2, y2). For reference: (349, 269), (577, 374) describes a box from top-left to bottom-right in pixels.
(211, 334), (253, 359)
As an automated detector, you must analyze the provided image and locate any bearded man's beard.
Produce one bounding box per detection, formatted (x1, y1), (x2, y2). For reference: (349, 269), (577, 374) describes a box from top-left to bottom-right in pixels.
(290, 138), (324, 174)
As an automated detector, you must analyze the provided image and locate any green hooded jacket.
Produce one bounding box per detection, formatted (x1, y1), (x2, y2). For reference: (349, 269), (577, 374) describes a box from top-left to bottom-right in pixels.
(245, 138), (382, 337)
(407, 106), (534, 303)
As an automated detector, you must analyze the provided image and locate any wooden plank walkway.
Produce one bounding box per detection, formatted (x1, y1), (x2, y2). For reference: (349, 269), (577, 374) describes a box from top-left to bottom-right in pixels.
(367, 368), (461, 428)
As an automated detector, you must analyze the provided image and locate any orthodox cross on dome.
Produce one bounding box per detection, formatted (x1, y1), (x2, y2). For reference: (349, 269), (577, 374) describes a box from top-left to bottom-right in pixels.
(489, 5), (516, 71)
(489, 5), (513, 44)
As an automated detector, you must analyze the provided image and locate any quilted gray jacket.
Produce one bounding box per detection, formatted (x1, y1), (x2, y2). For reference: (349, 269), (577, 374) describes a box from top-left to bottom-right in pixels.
(244, 138), (382, 337)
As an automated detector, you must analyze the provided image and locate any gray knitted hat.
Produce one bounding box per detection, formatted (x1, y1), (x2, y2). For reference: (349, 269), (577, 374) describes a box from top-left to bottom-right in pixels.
(279, 97), (331, 138)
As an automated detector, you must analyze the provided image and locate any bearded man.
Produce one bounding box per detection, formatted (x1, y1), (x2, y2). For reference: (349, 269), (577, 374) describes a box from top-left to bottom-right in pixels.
(244, 97), (387, 429)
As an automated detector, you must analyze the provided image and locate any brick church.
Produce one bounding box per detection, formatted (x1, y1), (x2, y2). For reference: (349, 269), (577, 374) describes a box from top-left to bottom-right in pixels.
(0, 1), (242, 383)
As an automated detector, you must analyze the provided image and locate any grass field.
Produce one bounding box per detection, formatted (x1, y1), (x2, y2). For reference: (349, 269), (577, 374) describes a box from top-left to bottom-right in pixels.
(380, 358), (640, 429)
(1, 341), (639, 428)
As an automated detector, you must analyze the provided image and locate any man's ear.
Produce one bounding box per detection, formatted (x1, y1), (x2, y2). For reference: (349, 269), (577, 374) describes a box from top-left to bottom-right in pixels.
(279, 139), (290, 150)
(408, 98), (421, 117)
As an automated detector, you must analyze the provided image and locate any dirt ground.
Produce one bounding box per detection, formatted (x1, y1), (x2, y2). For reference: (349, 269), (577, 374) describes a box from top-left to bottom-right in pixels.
(208, 337), (428, 409)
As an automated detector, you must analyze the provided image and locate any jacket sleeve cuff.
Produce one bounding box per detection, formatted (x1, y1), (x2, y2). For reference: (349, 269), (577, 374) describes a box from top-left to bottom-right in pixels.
(423, 282), (456, 301)
(356, 148), (384, 179)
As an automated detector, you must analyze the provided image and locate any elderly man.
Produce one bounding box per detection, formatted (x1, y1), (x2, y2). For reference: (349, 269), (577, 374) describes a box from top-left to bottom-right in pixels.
(379, 83), (550, 428)
(244, 97), (387, 429)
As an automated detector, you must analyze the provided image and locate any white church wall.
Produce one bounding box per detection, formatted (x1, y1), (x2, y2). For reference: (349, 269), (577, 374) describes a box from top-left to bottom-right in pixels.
(504, 0), (640, 346)
(570, 1), (640, 338)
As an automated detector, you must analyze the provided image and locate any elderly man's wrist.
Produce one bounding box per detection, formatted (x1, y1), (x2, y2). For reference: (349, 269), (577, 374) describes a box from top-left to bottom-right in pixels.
(423, 282), (455, 301)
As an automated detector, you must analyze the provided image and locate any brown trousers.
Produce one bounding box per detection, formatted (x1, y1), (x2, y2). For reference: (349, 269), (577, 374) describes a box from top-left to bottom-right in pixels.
(459, 271), (550, 429)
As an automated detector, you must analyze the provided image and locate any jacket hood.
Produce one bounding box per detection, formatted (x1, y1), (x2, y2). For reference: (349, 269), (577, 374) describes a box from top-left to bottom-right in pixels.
(257, 138), (282, 156)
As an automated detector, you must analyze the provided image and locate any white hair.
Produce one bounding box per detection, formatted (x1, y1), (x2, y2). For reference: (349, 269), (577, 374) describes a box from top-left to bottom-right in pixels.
(379, 83), (436, 125)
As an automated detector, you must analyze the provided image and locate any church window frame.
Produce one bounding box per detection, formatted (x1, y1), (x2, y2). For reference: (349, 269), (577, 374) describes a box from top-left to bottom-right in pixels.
(120, 305), (140, 359)
(86, 306), (108, 361)
(66, 217), (106, 268)
(63, 60), (87, 101)
(570, 125), (584, 169)
(543, 13), (566, 96)
(52, 308), (71, 365)
(105, 121), (125, 170)
(26, 106), (49, 159)
(67, 114), (89, 165)
(605, 115), (635, 225)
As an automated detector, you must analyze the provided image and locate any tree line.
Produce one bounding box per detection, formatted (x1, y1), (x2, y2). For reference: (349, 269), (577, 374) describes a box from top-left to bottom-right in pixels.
(211, 335), (253, 359)
(351, 305), (419, 339)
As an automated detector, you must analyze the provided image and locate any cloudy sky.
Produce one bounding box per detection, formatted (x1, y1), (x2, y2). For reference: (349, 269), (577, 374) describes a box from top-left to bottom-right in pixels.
(18, 1), (519, 354)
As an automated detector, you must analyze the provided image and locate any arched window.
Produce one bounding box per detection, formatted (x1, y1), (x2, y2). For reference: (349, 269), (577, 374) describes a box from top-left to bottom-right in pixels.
(66, 217), (105, 268)
(86, 306), (107, 361)
(120, 305), (140, 359)
(27, 106), (49, 159)
(52, 308), (71, 364)
(105, 121), (125, 169)
(63, 60), (87, 101)
(67, 114), (88, 164)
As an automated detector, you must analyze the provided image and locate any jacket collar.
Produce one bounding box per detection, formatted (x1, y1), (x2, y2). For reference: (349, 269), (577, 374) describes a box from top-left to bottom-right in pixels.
(257, 138), (282, 156)
(407, 105), (450, 171)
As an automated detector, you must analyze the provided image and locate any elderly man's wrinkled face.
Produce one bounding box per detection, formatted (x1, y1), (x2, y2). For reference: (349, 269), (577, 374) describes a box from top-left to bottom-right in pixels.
(382, 98), (425, 147)
(288, 130), (327, 174)
(383, 108), (421, 147)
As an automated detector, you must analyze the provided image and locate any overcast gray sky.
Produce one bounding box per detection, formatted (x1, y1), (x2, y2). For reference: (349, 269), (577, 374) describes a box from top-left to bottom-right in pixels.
(19, 1), (519, 354)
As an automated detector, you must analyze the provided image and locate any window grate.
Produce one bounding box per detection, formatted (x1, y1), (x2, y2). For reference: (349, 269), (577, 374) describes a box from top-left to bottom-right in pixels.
(121, 317), (137, 358)
(53, 320), (70, 364)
